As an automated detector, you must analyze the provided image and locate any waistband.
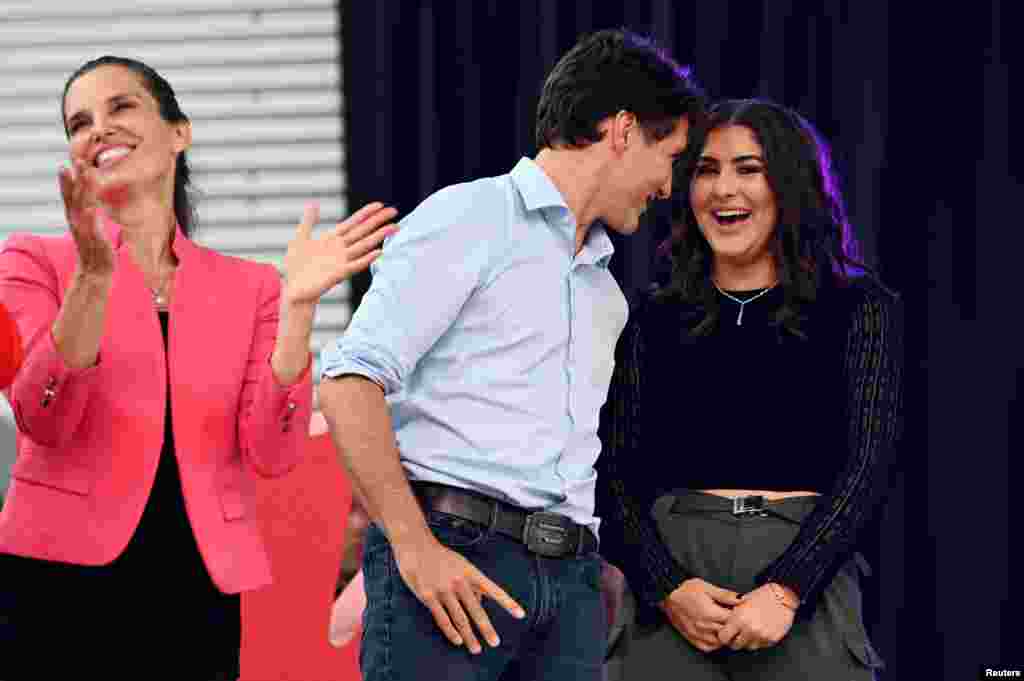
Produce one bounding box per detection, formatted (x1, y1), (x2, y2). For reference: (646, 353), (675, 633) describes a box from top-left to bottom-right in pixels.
(664, 489), (820, 523)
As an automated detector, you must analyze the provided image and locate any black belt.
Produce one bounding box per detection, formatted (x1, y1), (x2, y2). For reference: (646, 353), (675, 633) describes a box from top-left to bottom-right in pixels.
(668, 491), (819, 523)
(412, 481), (598, 558)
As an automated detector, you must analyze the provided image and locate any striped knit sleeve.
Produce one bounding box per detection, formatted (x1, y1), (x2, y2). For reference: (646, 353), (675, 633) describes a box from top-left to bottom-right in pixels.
(596, 301), (693, 607)
(754, 286), (904, 614)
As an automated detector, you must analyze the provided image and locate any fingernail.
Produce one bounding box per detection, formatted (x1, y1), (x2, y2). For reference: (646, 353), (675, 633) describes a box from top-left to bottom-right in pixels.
(453, 636), (463, 646)
(514, 608), (525, 619)
(490, 636), (501, 647)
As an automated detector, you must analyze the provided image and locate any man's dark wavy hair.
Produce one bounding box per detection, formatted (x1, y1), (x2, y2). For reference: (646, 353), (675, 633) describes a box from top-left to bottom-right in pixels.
(663, 98), (883, 337)
(62, 56), (198, 238)
(535, 29), (705, 149)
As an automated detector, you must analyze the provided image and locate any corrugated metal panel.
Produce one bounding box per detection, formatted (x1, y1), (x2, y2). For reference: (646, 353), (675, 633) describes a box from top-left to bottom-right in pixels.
(0, 1), (348, 428)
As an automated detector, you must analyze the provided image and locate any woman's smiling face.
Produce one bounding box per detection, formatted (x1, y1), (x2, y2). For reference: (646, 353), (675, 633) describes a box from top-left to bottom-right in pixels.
(63, 64), (190, 200)
(690, 124), (778, 270)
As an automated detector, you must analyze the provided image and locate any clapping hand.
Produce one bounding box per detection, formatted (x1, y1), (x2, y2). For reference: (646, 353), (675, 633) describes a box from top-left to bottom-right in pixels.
(58, 159), (115, 277)
(282, 201), (398, 306)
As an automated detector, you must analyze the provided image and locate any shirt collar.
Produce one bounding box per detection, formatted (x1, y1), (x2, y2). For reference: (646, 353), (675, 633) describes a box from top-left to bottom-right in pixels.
(509, 156), (615, 269)
(579, 222), (615, 268)
(510, 157), (568, 213)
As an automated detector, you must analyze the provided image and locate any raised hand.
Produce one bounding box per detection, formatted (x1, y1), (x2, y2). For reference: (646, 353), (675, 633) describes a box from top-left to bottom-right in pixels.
(717, 583), (795, 651)
(282, 201), (398, 306)
(395, 538), (525, 655)
(660, 578), (742, 653)
(58, 159), (115, 277)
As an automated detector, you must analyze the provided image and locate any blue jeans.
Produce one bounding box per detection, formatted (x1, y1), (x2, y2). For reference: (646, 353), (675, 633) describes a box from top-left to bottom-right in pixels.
(361, 510), (606, 681)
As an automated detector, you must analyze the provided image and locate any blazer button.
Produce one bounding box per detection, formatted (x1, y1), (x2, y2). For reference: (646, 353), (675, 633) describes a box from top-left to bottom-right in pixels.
(42, 379), (57, 407)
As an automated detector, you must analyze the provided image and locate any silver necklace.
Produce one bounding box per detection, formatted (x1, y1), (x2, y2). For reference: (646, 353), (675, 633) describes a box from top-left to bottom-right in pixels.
(148, 276), (172, 309)
(150, 286), (167, 308)
(712, 281), (777, 325)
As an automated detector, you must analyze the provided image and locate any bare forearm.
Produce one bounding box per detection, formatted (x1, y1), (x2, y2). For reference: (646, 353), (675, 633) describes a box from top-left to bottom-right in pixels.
(318, 376), (434, 554)
(52, 271), (111, 370)
(270, 299), (315, 385)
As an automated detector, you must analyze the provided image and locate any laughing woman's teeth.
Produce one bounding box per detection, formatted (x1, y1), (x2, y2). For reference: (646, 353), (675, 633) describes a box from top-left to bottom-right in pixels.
(96, 147), (131, 168)
(714, 210), (751, 225)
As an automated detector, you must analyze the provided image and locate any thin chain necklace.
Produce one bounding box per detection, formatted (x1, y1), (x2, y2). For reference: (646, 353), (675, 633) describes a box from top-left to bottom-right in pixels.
(147, 270), (174, 309)
(150, 281), (168, 309)
(131, 221), (176, 309)
(712, 281), (778, 325)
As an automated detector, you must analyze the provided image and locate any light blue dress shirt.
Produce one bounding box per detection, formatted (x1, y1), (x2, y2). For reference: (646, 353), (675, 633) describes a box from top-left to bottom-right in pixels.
(319, 158), (627, 532)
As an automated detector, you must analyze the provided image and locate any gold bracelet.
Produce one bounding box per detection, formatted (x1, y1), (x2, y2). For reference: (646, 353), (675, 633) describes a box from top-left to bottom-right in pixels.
(768, 583), (799, 610)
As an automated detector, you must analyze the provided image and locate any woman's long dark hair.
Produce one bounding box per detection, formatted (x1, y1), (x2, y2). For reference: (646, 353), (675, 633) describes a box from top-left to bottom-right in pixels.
(61, 56), (197, 238)
(663, 99), (878, 337)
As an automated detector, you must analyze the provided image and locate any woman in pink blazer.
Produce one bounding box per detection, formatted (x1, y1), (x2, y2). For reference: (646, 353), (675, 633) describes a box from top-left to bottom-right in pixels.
(0, 56), (396, 680)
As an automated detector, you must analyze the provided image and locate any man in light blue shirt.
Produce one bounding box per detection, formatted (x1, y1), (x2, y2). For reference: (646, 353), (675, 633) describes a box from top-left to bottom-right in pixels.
(319, 29), (704, 681)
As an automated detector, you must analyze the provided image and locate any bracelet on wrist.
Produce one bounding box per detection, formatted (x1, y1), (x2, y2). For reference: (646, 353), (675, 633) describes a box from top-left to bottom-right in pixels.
(767, 583), (799, 610)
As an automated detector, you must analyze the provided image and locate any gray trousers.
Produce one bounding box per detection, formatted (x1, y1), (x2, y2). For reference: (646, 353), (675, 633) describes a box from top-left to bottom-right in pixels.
(606, 491), (885, 680)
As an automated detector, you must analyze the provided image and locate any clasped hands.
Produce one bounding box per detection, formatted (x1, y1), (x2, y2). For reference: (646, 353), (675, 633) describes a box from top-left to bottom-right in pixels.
(659, 578), (796, 653)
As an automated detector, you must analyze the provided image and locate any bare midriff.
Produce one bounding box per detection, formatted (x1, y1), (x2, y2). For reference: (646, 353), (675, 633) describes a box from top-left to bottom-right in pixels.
(699, 489), (821, 501)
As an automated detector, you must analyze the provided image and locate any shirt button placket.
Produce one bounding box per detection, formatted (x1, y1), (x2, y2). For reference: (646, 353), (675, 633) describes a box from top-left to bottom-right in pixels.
(568, 266), (580, 422)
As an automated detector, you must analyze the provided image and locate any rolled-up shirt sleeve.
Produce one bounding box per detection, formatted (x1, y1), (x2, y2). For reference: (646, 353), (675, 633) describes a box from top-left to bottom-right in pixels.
(319, 182), (499, 392)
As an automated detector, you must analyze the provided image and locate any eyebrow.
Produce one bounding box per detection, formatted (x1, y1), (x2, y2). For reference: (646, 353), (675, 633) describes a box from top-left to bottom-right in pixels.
(697, 153), (766, 164)
(66, 93), (140, 128)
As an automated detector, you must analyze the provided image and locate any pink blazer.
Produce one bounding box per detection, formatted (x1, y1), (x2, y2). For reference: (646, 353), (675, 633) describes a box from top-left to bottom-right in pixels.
(0, 216), (313, 594)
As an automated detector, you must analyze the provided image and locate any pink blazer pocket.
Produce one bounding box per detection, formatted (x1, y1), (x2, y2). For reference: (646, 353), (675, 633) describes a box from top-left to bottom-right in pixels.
(219, 486), (247, 521)
(11, 453), (93, 496)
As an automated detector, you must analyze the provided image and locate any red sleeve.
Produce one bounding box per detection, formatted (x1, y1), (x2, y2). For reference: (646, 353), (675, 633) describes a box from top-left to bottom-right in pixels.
(0, 301), (23, 389)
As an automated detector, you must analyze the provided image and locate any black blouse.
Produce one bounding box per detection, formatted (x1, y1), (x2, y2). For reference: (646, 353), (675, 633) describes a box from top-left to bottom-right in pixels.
(595, 276), (904, 616)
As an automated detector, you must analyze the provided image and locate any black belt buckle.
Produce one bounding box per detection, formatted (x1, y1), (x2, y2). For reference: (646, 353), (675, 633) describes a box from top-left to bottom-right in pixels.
(523, 511), (576, 557)
(732, 495), (766, 517)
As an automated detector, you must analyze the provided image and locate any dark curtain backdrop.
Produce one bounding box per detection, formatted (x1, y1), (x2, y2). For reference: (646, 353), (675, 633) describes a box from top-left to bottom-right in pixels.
(340, 2), (1014, 678)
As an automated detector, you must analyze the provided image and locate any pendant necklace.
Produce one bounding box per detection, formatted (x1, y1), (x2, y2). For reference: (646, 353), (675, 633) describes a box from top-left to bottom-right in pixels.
(712, 281), (777, 325)
(149, 277), (171, 309)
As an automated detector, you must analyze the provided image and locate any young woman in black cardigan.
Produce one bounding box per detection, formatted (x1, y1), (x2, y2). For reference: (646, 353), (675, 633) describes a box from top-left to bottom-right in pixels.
(596, 99), (902, 680)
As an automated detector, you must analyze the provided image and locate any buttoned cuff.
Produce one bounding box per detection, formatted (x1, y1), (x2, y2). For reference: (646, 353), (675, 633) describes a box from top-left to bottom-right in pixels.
(266, 355), (312, 434)
(26, 330), (102, 406)
(8, 330), (103, 446)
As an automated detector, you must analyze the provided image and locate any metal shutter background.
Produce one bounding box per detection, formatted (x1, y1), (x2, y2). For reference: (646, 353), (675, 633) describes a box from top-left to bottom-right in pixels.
(0, 1), (347, 439)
